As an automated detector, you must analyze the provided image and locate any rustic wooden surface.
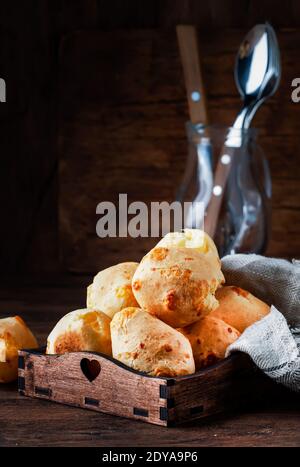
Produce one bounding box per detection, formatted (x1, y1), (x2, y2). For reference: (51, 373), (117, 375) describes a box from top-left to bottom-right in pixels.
(0, 280), (299, 447)
(0, 1), (300, 274)
(59, 27), (300, 272)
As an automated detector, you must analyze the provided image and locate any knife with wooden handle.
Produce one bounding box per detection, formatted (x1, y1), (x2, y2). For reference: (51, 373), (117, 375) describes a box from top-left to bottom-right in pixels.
(176, 25), (213, 227)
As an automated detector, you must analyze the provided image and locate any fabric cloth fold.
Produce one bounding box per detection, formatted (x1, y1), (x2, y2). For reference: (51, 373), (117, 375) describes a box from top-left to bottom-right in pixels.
(221, 254), (300, 392)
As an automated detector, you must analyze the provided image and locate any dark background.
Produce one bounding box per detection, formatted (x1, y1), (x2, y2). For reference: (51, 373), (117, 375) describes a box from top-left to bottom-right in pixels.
(1, 0), (300, 276)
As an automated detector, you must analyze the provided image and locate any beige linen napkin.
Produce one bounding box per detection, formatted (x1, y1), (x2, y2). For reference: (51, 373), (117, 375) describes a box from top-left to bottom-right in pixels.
(222, 254), (300, 392)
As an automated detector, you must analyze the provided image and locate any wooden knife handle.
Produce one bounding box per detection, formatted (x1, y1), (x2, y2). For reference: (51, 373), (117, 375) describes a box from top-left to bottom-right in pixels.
(205, 146), (236, 238)
(176, 25), (208, 125)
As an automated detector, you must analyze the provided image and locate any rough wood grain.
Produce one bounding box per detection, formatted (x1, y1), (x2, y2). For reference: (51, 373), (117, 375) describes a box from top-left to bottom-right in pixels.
(0, 281), (300, 446)
(18, 347), (268, 426)
(168, 355), (274, 425)
(1, 1), (300, 274)
(0, 0), (60, 273)
(158, 0), (300, 30)
(59, 28), (300, 271)
(176, 25), (209, 124)
(19, 349), (169, 426)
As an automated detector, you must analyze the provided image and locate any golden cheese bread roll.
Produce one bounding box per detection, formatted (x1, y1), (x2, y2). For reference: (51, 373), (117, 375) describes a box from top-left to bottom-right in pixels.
(87, 262), (139, 319)
(180, 316), (240, 370)
(46, 308), (112, 356)
(132, 232), (224, 327)
(0, 316), (38, 383)
(156, 229), (219, 256)
(110, 307), (195, 377)
(210, 286), (270, 333)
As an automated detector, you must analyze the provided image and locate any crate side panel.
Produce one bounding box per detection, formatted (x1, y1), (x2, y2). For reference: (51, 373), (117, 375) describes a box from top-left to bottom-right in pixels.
(20, 350), (169, 426)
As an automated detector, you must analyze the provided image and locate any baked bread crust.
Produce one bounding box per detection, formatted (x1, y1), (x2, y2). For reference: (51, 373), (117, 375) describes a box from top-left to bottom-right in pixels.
(87, 262), (139, 319)
(0, 316), (38, 383)
(46, 308), (112, 356)
(132, 246), (224, 327)
(211, 286), (270, 333)
(111, 307), (195, 377)
(180, 316), (240, 370)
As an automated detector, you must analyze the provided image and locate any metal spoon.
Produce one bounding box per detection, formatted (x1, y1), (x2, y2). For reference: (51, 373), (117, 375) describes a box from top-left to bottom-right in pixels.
(235, 22), (281, 130)
(205, 23), (281, 243)
(228, 22), (281, 253)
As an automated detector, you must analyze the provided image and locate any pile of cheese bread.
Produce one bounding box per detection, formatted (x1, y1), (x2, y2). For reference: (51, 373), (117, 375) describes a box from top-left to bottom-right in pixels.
(0, 229), (270, 382)
(47, 229), (270, 377)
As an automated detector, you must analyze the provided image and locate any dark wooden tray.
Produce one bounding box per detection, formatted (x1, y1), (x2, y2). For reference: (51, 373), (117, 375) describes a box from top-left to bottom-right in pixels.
(18, 347), (264, 426)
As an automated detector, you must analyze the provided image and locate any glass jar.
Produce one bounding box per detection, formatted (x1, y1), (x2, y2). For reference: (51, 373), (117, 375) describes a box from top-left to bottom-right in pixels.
(176, 123), (272, 256)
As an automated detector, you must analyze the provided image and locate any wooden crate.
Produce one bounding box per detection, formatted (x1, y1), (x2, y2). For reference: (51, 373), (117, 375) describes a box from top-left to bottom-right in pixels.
(18, 348), (265, 426)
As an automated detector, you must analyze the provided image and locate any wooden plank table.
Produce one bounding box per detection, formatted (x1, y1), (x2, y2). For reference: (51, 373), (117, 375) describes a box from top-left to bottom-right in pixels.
(0, 277), (299, 447)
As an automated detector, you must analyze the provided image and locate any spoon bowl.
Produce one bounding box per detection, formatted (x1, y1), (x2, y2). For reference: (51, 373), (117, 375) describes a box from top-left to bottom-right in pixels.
(236, 25), (269, 98)
(234, 22), (281, 130)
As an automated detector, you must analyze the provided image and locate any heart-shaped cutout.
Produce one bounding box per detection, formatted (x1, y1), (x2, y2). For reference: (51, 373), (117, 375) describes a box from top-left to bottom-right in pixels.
(80, 358), (101, 382)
